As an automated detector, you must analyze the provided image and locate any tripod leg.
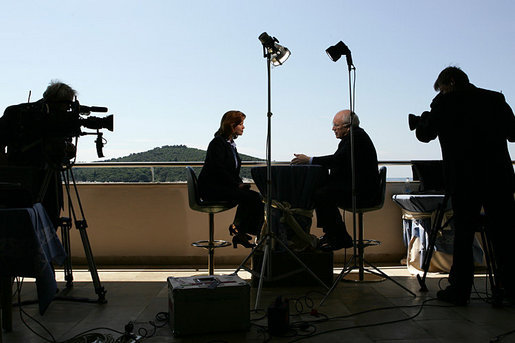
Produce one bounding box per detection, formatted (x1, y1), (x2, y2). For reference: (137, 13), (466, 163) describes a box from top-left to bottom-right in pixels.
(254, 239), (271, 310)
(319, 260), (353, 307)
(232, 231), (267, 276)
(76, 222), (107, 303)
(417, 195), (449, 292)
(59, 217), (74, 288)
(364, 260), (416, 296)
(480, 226), (501, 305)
(274, 238), (330, 290)
(63, 168), (107, 303)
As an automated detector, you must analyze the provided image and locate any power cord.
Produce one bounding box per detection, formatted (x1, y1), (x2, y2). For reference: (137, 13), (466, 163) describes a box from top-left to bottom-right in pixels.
(15, 277), (57, 343)
(253, 289), (455, 342)
(13, 277), (173, 343)
(287, 298), (447, 342)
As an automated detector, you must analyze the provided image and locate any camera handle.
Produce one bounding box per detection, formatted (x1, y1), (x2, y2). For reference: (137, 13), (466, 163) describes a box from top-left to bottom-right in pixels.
(95, 131), (105, 158)
(79, 130), (106, 158)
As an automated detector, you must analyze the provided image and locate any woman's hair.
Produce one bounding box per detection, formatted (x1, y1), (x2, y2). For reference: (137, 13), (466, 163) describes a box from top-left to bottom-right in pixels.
(215, 110), (246, 139)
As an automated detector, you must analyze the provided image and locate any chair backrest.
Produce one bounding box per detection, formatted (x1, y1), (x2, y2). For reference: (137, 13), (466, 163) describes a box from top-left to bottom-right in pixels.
(411, 160), (445, 193)
(185, 166), (201, 210)
(342, 166), (387, 212)
(375, 166), (387, 209)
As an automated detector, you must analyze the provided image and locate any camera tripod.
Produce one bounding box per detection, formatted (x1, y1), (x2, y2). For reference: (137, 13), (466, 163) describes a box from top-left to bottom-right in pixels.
(40, 163), (107, 304)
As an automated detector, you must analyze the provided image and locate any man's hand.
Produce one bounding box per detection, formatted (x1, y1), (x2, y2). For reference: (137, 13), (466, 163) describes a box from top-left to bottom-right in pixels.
(291, 153), (310, 165)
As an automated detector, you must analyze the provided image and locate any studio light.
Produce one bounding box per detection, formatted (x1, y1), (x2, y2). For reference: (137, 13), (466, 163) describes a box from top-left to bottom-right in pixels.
(258, 32), (291, 66)
(238, 31), (322, 312)
(325, 41), (348, 62)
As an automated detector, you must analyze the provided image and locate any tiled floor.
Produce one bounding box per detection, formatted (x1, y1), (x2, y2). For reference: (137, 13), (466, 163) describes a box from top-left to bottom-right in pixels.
(3, 266), (515, 343)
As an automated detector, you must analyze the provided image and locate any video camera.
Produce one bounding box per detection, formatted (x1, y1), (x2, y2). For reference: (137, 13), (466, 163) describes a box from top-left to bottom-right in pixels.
(52, 100), (114, 158)
(71, 101), (113, 132)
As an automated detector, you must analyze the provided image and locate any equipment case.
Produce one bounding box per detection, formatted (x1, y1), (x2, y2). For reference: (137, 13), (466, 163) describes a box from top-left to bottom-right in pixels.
(167, 274), (250, 336)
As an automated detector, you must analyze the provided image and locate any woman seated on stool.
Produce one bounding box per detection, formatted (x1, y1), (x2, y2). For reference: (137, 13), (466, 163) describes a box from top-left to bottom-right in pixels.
(198, 110), (264, 248)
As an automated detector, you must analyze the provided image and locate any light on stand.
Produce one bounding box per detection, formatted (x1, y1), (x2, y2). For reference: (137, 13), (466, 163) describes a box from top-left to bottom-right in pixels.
(258, 32), (291, 66)
(326, 41), (353, 70)
(325, 41), (348, 61)
(319, 40), (415, 306)
(234, 32), (328, 310)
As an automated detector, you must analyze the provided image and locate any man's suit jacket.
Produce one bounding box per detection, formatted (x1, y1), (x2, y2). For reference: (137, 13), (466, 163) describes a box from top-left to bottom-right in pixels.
(312, 126), (380, 207)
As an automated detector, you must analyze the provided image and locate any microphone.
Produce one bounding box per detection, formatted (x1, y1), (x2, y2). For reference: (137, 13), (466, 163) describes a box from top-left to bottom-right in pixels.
(79, 105), (108, 113)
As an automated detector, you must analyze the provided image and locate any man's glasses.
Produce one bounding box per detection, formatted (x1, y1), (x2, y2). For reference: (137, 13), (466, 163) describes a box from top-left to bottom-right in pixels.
(332, 123), (351, 128)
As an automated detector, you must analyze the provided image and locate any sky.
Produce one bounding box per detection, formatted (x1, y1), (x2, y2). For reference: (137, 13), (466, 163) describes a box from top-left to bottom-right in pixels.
(1, 1), (514, 177)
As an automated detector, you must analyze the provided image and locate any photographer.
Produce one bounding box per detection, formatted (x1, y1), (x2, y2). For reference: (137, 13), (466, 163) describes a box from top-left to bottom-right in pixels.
(0, 81), (78, 227)
(410, 67), (515, 305)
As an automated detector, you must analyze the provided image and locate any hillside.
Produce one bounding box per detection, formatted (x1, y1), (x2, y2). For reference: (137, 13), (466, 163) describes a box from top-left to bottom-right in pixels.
(72, 144), (264, 182)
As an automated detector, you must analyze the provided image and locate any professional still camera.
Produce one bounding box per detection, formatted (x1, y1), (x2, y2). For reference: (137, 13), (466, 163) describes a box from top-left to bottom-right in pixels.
(408, 113), (424, 131)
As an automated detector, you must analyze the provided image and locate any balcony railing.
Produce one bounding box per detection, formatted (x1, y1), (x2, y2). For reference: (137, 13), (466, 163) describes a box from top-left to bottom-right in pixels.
(72, 160), (418, 182)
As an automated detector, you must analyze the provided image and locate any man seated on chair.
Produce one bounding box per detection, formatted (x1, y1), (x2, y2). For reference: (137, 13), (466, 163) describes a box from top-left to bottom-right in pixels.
(291, 109), (380, 251)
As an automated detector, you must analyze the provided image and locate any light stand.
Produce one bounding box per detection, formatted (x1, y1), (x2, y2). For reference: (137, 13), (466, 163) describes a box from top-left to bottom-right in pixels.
(233, 33), (328, 309)
(320, 41), (415, 306)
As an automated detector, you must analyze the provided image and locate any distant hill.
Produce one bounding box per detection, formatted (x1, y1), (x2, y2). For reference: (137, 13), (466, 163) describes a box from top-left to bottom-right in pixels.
(72, 144), (264, 182)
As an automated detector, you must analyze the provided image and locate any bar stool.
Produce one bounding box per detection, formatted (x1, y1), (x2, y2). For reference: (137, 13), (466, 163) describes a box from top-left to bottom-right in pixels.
(185, 167), (236, 275)
(322, 166), (416, 298)
(342, 166), (386, 250)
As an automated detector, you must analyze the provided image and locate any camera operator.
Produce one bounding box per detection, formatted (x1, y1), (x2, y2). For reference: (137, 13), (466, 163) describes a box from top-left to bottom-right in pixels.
(0, 81), (78, 227)
(409, 66), (515, 305)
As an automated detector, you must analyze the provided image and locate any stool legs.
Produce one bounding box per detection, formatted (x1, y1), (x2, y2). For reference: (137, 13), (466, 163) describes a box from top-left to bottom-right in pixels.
(357, 212), (365, 280)
(191, 212), (231, 275)
(208, 213), (215, 275)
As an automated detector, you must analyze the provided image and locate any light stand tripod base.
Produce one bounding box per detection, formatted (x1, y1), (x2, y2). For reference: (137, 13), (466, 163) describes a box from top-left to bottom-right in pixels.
(342, 272), (385, 282)
(250, 248), (334, 287)
(233, 229), (330, 310)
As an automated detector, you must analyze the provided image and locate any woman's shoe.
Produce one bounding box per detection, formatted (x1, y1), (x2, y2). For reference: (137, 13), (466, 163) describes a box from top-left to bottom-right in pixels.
(229, 224), (237, 236)
(229, 224), (252, 241)
(232, 234), (256, 249)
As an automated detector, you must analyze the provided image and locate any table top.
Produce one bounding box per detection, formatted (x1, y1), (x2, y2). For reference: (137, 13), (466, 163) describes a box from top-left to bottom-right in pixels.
(251, 165), (328, 209)
(392, 193), (450, 213)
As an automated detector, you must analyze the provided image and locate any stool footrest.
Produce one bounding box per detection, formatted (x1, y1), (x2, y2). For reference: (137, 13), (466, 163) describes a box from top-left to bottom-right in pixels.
(191, 240), (231, 249)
